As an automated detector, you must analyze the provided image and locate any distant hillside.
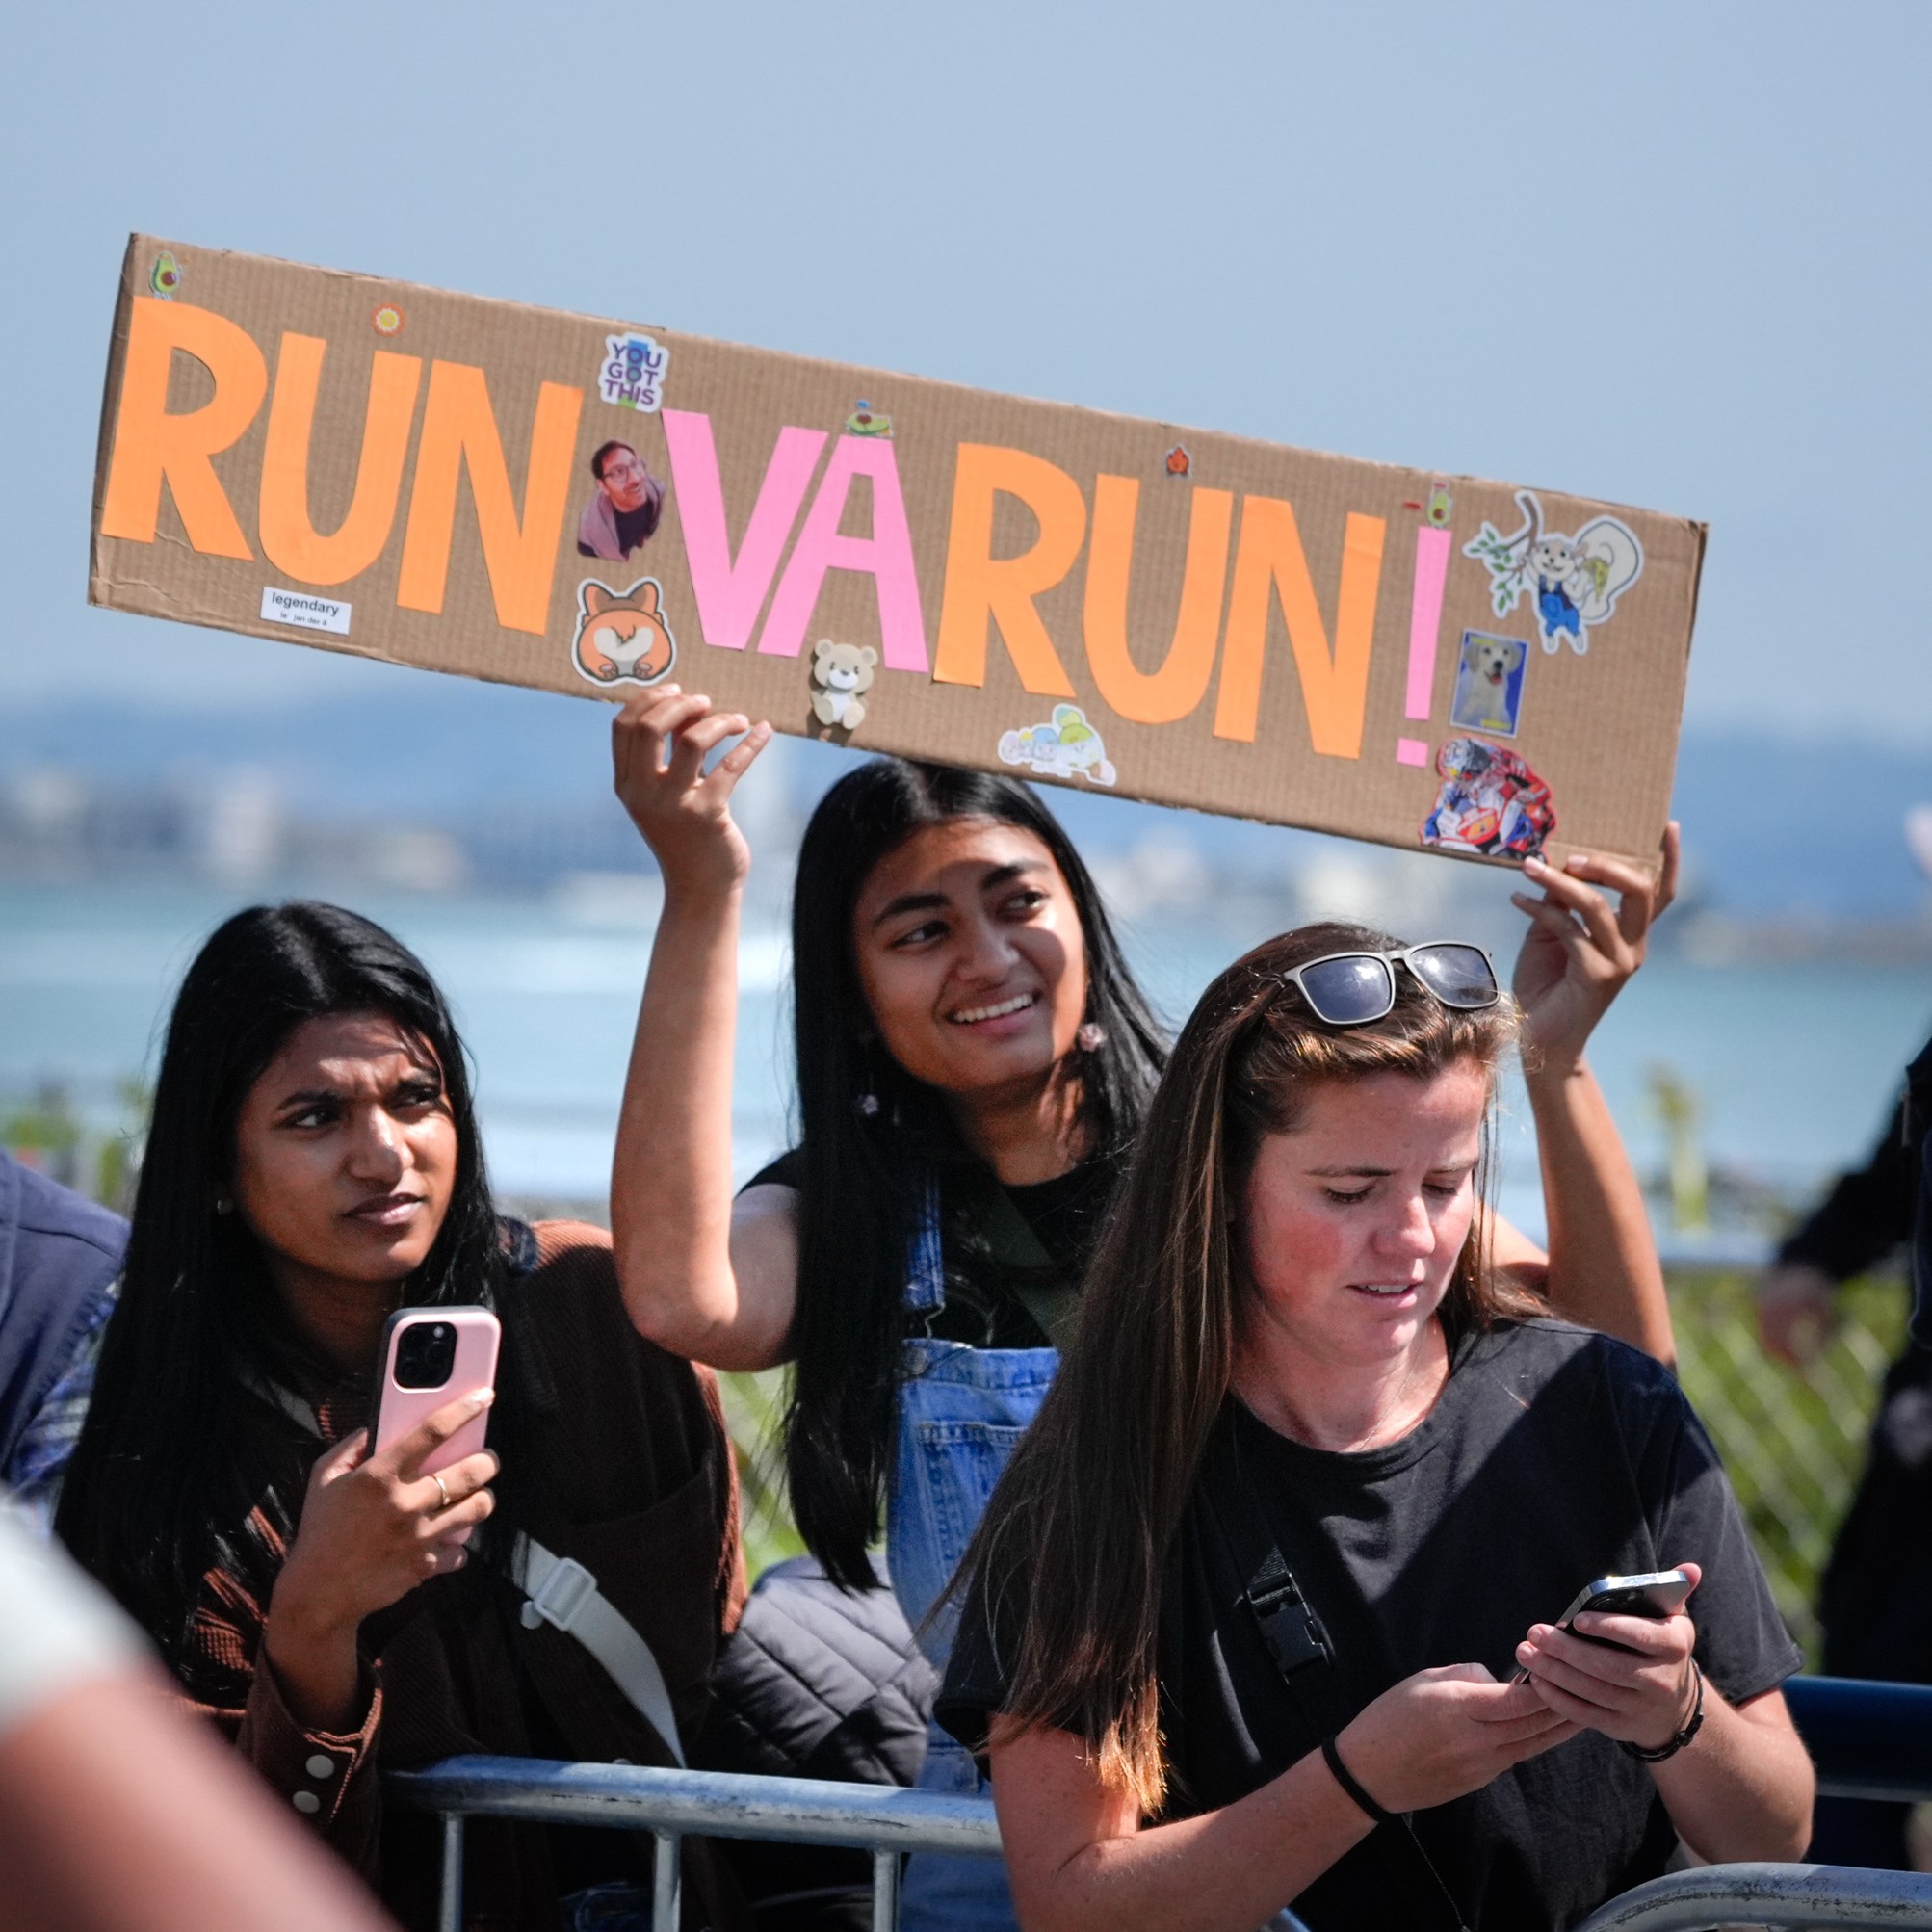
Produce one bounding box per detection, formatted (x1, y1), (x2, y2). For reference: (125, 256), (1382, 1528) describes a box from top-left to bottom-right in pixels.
(7, 688), (1929, 919)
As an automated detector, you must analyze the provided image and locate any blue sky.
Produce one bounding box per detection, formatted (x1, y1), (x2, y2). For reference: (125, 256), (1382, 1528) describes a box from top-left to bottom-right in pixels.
(2, 0), (1928, 739)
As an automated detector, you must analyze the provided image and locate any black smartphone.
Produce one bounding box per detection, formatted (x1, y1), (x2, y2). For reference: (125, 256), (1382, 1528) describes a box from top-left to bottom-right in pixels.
(1511, 1569), (1693, 1683)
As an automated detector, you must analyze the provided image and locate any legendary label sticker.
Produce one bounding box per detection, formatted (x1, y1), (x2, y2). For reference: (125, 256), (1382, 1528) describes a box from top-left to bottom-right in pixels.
(260, 587), (351, 635)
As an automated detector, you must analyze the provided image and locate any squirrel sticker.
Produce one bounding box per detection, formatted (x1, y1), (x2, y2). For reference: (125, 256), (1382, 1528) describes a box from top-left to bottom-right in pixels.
(1463, 490), (1643, 657)
(810, 640), (878, 735)
(571, 579), (676, 688)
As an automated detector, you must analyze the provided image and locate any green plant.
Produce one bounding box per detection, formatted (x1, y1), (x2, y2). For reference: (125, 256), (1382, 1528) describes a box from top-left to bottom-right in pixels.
(716, 1368), (807, 1580)
(1670, 1266), (1906, 1661)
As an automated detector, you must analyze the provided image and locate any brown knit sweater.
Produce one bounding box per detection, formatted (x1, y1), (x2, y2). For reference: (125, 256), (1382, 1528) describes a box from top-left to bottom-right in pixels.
(170, 1222), (747, 1931)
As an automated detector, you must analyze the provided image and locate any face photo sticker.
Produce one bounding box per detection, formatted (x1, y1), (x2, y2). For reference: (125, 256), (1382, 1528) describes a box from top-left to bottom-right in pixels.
(578, 440), (666, 563)
(1421, 737), (1554, 861)
(845, 400), (892, 438)
(571, 579), (676, 689)
(809, 640), (879, 736)
(1464, 489), (1644, 655)
(998, 705), (1118, 788)
(598, 330), (668, 412)
(1449, 630), (1528, 738)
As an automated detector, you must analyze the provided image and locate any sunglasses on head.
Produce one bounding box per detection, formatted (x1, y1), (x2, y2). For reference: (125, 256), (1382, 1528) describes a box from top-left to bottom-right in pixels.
(1267, 943), (1501, 1028)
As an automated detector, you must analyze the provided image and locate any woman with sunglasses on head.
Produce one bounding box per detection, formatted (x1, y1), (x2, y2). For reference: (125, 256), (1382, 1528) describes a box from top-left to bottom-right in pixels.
(938, 923), (1814, 1932)
(609, 688), (1678, 1928)
(55, 903), (747, 1932)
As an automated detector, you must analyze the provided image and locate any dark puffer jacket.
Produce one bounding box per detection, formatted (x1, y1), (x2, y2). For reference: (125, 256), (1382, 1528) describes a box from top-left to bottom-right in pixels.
(697, 1557), (937, 1930)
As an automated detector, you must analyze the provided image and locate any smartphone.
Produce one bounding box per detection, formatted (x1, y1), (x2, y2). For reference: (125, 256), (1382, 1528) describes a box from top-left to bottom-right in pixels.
(370, 1306), (501, 1475)
(1512, 1569), (1693, 1683)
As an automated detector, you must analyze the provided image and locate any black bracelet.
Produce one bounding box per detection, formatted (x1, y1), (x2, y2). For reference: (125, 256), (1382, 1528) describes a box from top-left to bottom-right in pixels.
(1620, 1660), (1707, 1762)
(1321, 1733), (1395, 1825)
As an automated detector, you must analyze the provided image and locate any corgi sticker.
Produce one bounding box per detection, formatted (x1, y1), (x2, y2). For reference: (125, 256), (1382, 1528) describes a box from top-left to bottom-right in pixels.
(998, 704), (1117, 787)
(571, 578), (676, 688)
(1463, 489), (1643, 656)
(1448, 630), (1528, 739)
(1421, 738), (1553, 861)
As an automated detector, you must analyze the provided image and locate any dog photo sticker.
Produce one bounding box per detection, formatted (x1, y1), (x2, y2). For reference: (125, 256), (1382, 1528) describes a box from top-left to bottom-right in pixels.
(1421, 738), (1554, 861)
(1463, 489), (1643, 655)
(1449, 631), (1529, 738)
(809, 639), (878, 736)
(571, 578), (676, 688)
(997, 705), (1117, 787)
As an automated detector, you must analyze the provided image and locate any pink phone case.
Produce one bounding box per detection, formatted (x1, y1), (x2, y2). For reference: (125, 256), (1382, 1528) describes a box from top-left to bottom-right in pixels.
(371, 1306), (501, 1475)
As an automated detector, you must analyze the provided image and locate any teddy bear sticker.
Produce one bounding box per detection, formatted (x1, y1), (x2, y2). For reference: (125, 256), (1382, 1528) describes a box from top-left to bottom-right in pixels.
(997, 705), (1118, 787)
(809, 640), (878, 736)
(571, 579), (676, 688)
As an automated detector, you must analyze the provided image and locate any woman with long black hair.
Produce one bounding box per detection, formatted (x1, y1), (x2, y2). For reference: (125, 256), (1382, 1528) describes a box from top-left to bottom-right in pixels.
(57, 902), (745, 1932)
(609, 687), (1680, 1929)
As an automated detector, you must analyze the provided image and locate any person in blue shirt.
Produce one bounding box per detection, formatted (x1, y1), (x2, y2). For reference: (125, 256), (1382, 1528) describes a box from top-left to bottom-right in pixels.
(0, 1149), (125, 1526)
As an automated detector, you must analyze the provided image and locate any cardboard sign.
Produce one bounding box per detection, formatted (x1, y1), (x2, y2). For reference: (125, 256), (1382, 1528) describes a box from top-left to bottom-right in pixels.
(90, 235), (1706, 874)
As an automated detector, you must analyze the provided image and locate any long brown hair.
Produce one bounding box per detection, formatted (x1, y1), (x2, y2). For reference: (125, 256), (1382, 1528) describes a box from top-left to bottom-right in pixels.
(954, 922), (1540, 1814)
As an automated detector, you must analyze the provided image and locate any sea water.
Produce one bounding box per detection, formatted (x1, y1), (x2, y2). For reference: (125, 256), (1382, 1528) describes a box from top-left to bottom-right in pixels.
(3, 880), (1927, 1256)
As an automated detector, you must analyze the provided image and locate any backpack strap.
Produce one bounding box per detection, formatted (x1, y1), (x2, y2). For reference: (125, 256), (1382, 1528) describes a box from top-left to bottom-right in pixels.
(1200, 1420), (1337, 1714)
(1200, 1412), (1472, 1932)
(509, 1533), (685, 1767)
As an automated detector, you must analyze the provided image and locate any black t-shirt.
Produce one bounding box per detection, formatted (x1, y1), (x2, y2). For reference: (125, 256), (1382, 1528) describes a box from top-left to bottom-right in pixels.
(939, 1319), (1801, 1932)
(744, 1147), (1118, 1348)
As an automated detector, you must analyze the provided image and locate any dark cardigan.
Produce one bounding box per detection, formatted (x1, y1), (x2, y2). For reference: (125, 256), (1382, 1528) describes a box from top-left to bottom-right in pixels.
(172, 1222), (747, 1931)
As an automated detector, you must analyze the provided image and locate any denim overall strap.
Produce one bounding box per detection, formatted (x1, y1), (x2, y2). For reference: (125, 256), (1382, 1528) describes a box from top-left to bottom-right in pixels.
(905, 1177), (947, 1320)
(889, 1177), (1056, 1932)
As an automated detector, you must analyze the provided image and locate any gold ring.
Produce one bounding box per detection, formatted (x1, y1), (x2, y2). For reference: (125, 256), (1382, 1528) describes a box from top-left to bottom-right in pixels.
(432, 1473), (450, 1510)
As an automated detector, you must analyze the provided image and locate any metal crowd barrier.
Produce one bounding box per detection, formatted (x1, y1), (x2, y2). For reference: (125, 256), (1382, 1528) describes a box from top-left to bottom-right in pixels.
(1573, 1863), (1932, 1930)
(389, 1678), (1932, 1932)
(388, 1755), (1001, 1932)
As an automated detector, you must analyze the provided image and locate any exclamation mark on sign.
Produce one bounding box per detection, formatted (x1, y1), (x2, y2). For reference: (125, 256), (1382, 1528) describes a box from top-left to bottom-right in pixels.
(1397, 525), (1451, 766)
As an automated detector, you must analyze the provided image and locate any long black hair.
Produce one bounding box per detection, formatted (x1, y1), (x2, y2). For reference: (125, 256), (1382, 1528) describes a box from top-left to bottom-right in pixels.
(785, 760), (1166, 1587)
(57, 901), (508, 1653)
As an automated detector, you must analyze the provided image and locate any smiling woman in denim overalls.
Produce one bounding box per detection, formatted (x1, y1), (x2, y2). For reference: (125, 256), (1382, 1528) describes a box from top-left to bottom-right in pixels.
(603, 689), (1681, 1930)
(608, 687), (1162, 1929)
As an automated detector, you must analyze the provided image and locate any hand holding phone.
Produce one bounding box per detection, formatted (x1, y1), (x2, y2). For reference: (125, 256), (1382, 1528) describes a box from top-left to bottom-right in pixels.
(265, 1316), (502, 1730)
(371, 1306), (501, 1472)
(1510, 1570), (1693, 1684)
(1512, 1564), (1703, 1753)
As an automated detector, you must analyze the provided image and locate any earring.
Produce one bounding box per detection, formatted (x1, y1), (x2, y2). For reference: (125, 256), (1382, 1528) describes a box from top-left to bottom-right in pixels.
(214, 1195), (234, 1216)
(855, 1093), (881, 1119)
(1076, 1022), (1107, 1053)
